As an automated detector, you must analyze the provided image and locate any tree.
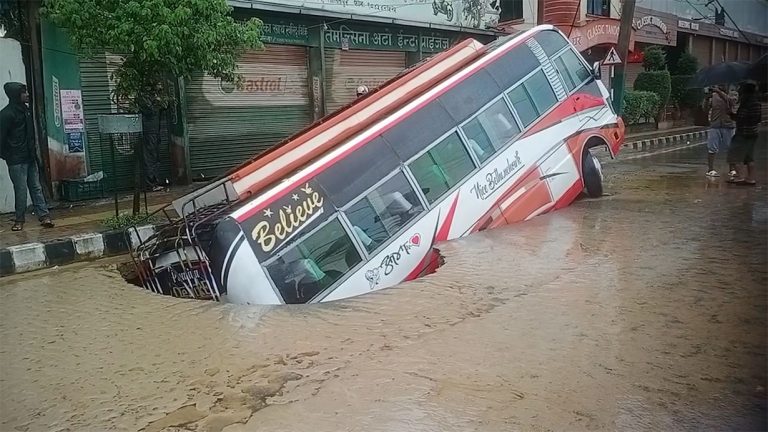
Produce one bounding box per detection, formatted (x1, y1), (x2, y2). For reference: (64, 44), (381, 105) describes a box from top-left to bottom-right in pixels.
(635, 46), (670, 123)
(642, 46), (667, 72)
(672, 52), (699, 76)
(43, 0), (263, 214)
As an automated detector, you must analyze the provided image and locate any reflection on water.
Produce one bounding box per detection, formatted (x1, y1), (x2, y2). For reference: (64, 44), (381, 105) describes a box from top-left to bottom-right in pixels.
(1, 146), (766, 432)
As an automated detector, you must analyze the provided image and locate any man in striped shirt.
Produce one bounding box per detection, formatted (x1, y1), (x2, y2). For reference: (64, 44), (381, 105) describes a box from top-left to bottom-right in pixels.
(726, 82), (762, 186)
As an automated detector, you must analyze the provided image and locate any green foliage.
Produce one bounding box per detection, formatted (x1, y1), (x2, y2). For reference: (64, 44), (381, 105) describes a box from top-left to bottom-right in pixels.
(634, 70), (672, 117)
(43, 0), (263, 112)
(670, 74), (704, 110)
(673, 52), (699, 76)
(102, 212), (159, 230)
(670, 74), (692, 105)
(622, 91), (660, 125)
(642, 46), (667, 71)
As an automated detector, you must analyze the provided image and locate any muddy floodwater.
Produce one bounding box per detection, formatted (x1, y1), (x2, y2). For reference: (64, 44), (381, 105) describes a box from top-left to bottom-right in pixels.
(1, 145), (766, 432)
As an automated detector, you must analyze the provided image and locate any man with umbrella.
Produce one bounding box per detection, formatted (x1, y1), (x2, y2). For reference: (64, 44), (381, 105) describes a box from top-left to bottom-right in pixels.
(726, 81), (761, 186)
(705, 84), (736, 178)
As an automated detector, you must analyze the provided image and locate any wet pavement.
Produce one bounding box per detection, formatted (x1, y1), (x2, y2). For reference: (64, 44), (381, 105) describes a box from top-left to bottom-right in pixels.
(0, 142), (766, 432)
(0, 185), (196, 248)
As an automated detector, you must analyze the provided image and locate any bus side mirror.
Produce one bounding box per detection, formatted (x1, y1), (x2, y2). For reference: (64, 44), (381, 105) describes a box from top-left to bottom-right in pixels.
(592, 62), (602, 80)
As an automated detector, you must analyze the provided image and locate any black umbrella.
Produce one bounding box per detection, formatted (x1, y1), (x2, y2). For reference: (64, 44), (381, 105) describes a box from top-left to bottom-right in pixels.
(689, 61), (751, 88)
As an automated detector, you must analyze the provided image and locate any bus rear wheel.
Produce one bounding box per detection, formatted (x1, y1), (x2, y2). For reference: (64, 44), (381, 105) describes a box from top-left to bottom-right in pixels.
(582, 149), (604, 198)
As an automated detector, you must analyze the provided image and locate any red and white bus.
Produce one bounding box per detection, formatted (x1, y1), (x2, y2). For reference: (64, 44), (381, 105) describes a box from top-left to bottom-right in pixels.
(131, 25), (625, 304)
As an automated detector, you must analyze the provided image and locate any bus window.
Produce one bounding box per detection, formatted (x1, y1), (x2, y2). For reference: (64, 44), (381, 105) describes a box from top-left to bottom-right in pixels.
(409, 132), (475, 205)
(384, 101), (455, 162)
(507, 70), (557, 127)
(438, 69), (502, 123)
(461, 98), (521, 163)
(317, 137), (400, 208)
(486, 45), (539, 91)
(554, 49), (592, 92)
(534, 30), (568, 56)
(345, 172), (424, 254)
(264, 218), (362, 304)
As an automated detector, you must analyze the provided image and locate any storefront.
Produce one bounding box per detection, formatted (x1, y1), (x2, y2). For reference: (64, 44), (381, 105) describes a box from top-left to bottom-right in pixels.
(184, 9), (485, 178)
(625, 8), (678, 89)
(565, 18), (627, 90)
(185, 13), (316, 179)
(321, 23), (455, 113)
(677, 15), (768, 68)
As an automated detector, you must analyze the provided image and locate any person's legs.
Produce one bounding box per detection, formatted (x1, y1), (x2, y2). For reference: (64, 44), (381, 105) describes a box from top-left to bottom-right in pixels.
(706, 128), (721, 175)
(7, 163), (29, 223)
(25, 161), (52, 223)
(743, 137), (757, 184)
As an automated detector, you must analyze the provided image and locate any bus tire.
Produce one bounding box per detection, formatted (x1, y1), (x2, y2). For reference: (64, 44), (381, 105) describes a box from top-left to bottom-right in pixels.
(582, 150), (603, 198)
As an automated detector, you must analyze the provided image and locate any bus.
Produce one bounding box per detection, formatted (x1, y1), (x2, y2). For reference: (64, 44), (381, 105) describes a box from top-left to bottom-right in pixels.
(129, 25), (625, 305)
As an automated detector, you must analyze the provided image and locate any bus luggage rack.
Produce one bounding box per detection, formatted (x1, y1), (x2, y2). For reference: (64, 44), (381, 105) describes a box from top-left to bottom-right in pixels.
(126, 181), (241, 302)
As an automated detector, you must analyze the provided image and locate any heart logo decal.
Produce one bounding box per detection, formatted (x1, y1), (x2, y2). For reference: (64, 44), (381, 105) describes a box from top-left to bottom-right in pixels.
(410, 234), (421, 246)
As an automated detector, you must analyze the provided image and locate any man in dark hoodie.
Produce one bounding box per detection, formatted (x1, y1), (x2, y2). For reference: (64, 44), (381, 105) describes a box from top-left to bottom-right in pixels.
(0, 82), (54, 231)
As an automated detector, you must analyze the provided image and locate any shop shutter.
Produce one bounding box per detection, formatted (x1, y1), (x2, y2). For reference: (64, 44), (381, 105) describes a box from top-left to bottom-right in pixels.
(692, 36), (712, 67)
(324, 49), (406, 114)
(626, 63), (643, 90)
(714, 39), (726, 63)
(186, 45), (312, 179)
(727, 41), (739, 62)
(738, 43), (750, 62)
(80, 55), (172, 191)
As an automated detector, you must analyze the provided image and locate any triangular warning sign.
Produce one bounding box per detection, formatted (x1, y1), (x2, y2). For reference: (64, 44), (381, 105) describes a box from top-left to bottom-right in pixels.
(603, 47), (622, 65)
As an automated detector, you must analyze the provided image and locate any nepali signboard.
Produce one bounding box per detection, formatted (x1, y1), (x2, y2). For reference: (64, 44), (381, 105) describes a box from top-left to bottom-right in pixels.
(242, 0), (500, 30)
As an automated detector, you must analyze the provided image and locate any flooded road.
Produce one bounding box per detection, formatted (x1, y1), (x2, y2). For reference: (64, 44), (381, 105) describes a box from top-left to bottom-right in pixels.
(1, 144), (766, 432)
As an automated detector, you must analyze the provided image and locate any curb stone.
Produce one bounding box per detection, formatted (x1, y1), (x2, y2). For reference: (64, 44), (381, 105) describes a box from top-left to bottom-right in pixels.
(0, 225), (156, 277)
(623, 130), (708, 152)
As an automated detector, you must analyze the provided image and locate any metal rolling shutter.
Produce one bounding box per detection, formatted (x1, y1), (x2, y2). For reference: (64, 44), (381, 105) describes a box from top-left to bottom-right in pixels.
(186, 45), (312, 179)
(692, 36), (712, 67)
(324, 49), (406, 114)
(626, 63), (643, 89)
(714, 39), (726, 63)
(80, 55), (172, 191)
(726, 41), (739, 62)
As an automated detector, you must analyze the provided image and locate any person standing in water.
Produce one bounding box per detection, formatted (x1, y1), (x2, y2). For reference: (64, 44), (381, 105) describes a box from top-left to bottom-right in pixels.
(705, 84), (736, 178)
(0, 82), (54, 231)
(726, 81), (762, 186)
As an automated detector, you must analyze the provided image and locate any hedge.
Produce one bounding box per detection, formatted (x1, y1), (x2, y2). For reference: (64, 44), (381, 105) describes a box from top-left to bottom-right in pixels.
(634, 70), (671, 118)
(670, 74), (703, 109)
(623, 91), (660, 125)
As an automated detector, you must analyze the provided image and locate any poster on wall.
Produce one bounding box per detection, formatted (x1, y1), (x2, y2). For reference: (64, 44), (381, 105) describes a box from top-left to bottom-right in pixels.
(66, 131), (84, 153)
(60, 89), (85, 133)
(247, 0), (500, 30)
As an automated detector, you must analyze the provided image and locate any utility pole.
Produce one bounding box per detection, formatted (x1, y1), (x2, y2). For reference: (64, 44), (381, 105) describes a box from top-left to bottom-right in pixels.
(612, 0), (637, 114)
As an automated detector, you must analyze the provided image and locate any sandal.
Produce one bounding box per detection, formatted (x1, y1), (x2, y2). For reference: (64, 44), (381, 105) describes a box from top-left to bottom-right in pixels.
(40, 217), (55, 228)
(11, 222), (23, 231)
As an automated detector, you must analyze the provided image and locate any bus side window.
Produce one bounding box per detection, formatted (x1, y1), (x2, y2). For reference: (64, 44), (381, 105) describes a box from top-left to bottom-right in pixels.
(507, 70), (558, 127)
(534, 30), (568, 56)
(264, 218), (361, 304)
(409, 132), (475, 205)
(345, 172), (424, 254)
(461, 98), (521, 163)
(554, 49), (591, 92)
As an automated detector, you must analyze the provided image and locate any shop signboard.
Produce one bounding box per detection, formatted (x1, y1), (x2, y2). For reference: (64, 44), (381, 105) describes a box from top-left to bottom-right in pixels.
(243, 0), (500, 30)
(323, 23), (453, 52)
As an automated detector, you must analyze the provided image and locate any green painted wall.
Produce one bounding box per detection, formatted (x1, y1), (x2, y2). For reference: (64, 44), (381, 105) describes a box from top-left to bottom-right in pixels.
(40, 18), (86, 181)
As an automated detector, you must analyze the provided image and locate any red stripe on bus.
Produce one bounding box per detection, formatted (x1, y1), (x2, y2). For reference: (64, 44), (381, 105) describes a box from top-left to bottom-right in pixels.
(522, 92), (606, 139)
(435, 194), (460, 242)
